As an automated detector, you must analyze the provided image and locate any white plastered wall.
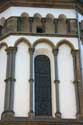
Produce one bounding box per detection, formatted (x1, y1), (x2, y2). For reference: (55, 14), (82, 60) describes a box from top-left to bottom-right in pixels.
(58, 44), (77, 119)
(0, 46), (7, 119)
(0, 7), (76, 19)
(14, 42), (30, 117)
(0, 35), (79, 118)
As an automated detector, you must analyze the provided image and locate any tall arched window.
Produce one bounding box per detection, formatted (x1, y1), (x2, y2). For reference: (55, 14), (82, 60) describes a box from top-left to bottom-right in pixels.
(34, 55), (52, 116)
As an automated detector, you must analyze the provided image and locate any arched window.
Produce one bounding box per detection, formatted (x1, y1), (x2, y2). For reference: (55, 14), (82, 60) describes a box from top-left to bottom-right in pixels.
(34, 55), (52, 116)
(32, 14), (44, 33)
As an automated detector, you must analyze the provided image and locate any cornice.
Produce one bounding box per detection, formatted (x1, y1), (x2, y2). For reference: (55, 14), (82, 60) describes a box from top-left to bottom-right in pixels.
(0, 0), (83, 14)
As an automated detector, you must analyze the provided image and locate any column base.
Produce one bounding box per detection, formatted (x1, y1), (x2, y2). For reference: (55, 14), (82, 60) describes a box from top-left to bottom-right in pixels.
(1, 111), (14, 120)
(28, 111), (35, 119)
(76, 112), (83, 120)
(55, 112), (61, 119)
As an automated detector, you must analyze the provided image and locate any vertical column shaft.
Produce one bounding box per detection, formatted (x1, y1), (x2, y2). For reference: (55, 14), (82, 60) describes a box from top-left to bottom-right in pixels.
(2, 47), (17, 119)
(54, 19), (57, 33)
(53, 48), (61, 119)
(29, 18), (33, 32)
(29, 47), (35, 118)
(0, 25), (2, 36)
(71, 50), (80, 118)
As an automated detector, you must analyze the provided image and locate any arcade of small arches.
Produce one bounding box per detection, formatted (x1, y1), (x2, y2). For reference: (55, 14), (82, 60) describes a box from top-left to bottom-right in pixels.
(0, 38), (81, 120)
(0, 13), (77, 38)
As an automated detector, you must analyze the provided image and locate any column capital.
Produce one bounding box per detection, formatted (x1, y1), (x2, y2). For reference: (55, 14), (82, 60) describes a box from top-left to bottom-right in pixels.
(29, 47), (35, 54)
(5, 47), (17, 54)
(29, 17), (33, 22)
(52, 48), (58, 56)
(71, 50), (79, 56)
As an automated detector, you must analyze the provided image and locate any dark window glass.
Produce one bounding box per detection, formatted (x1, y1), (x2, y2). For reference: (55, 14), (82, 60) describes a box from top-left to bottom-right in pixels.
(36, 26), (44, 33)
(79, 0), (83, 3)
(35, 55), (52, 116)
(0, 26), (2, 36)
(17, 17), (24, 32)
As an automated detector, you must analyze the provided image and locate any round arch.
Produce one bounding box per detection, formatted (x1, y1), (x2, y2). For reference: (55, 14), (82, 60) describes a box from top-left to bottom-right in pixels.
(33, 13), (42, 21)
(21, 12), (29, 17)
(33, 38), (55, 49)
(46, 14), (54, 21)
(56, 39), (75, 50)
(58, 14), (66, 21)
(14, 37), (31, 47)
(0, 42), (8, 49)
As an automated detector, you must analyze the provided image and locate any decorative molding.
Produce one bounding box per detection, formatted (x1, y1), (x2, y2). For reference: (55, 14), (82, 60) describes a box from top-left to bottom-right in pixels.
(0, 0), (83, 15)
(14, 37), (31, 47)
(0, 16), (78, 39)
(56, 40), (75, 50)
(0, 119), (83, 125)
(0, 32), (78, 41)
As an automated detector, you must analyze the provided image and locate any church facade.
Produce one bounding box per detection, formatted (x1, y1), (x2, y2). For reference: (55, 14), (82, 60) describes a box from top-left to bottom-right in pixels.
(0, 0), (83, 125)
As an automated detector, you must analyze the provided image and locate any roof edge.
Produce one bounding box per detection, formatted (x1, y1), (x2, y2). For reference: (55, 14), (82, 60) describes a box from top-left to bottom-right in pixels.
(0, 1), (83, 15)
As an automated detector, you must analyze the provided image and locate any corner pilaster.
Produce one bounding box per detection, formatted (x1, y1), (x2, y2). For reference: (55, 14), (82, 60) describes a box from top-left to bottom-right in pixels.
(71, 50), (83, 119)
(2, 47), (17, 120)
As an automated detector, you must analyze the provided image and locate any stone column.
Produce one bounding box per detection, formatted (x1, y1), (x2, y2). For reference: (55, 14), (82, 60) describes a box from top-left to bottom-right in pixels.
(54, 19), (57, 33)
(0, 25), (2, 36)
(2, 47), (17, 119)
(53, 48), (61, 119)
(28, 47), (35, 118)
(71, 49), (83, 119)
(42, 18), (46, 33)
(71, 50), (80, 119)
(29, 18), (33, 33)
(0, 17), (5, 36)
